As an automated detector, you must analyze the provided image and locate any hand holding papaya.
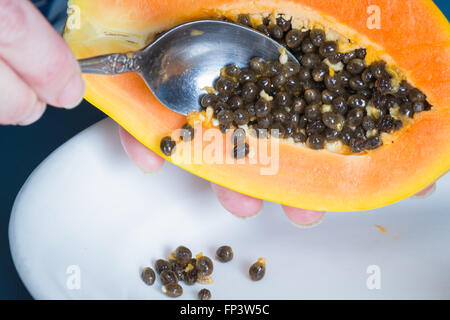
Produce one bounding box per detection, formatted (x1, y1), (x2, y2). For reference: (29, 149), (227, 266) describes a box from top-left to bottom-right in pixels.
(0, 0), (84, 125)
(1, 0), (436, 227)
(119, 128), (437, 227)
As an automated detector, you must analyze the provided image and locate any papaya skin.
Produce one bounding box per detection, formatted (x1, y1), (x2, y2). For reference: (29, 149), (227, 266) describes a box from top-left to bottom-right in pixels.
(64, 0), (450, 211)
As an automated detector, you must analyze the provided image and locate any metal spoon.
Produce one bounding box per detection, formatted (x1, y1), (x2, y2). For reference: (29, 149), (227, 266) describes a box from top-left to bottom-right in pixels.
(78, 20), (298, 115)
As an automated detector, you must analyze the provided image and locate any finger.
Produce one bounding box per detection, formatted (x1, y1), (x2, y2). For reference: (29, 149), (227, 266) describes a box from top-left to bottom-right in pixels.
(119, 126), (165, 173)
(211, 183), (263, 218)
(282, 205), (325, 228)
(0, 57), (45, 125)
(412, 183), (436, 198)
(17, 99), (47, 126)
(0, 0), (84, 109)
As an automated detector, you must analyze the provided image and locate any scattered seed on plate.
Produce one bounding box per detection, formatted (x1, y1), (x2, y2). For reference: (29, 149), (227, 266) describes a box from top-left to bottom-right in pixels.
(198, 288), (212, 300)
(172, 245), (192, 264)
(170, 260), (185, 280)
(249, 258), (266, 281)
(144, 244), (271, 298)
(155, 259), (171, 275)
(196, 253), (214, 277)
(141, 267), (156, 286)
(160, 269), (178, 285)
(216, 245), (234, 262)
(162, 282), (183, 298)
(182, 262), (198, 285)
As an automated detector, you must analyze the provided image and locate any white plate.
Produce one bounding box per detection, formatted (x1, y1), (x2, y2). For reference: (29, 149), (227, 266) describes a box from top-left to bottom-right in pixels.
(9, 118), (450, 300)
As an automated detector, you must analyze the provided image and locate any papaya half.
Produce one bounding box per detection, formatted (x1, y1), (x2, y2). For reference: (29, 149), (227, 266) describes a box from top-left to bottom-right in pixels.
(63, 0), (450, 211)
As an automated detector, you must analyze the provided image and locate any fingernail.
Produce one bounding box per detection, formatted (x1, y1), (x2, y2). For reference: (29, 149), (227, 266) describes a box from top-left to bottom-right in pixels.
(412, 183), (436, 199)
(58, 74), (85, 109)
(283, 207), (325, 228)
(290, 213), (325, 228)
(136, 161), (165, 174)
(17, 101), (46, 126)
(233, 203), (264, 219)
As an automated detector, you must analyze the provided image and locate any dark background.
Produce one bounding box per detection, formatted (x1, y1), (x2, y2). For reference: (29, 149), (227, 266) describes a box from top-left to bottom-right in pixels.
(0, 1), (448, 300)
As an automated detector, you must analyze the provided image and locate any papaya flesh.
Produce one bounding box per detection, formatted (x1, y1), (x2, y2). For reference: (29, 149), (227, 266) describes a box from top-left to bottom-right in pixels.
(64, 0), (450, 211)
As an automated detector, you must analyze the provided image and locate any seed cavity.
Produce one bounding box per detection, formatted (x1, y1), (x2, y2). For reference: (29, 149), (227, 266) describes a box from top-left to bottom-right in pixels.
(279, 47), (288, 64)
(259, 90), (273, 101)
(159, 13), (432, 155)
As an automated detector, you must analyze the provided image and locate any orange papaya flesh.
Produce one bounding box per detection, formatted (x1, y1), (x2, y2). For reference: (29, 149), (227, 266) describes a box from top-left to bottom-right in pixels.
(64, 0), (450, 211)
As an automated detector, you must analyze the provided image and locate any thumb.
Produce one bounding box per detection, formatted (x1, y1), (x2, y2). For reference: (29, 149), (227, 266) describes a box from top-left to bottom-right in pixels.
(0, 0), (84, 108)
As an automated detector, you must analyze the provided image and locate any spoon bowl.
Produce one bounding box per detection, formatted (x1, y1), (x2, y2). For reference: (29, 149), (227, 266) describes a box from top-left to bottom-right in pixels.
(78, 20), (298, 115)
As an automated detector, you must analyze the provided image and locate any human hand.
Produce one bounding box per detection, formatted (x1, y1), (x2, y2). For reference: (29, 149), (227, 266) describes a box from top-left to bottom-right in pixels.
(118, 127), (311, 226)
(120, 127), (436, 227)
(1, 2), (436, 225)
(0, 2), (341, 226)
(0, 0), (84, 126)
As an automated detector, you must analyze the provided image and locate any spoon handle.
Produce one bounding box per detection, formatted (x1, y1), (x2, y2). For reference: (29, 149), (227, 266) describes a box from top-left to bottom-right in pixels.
(78, 52), (143, 75)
